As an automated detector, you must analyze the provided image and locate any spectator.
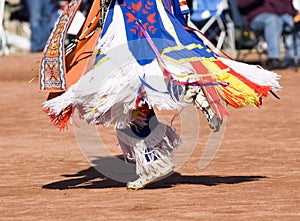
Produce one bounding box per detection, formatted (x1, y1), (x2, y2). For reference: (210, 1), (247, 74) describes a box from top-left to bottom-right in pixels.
(281, 2), (300, 67)
(228, 0), (258, 50)
(237, 0), (298, 70)
(25, 0), (57, 52)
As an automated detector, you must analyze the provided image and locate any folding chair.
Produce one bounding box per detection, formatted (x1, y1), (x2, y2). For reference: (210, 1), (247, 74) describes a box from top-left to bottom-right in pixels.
(231, 0), (299, 70)
(190, 0), (236, 58)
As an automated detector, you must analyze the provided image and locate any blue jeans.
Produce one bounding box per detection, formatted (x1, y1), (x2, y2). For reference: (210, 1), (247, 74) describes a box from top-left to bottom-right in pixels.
(250, 13), (283, 60)
(281, 13), (300, 62)
(251, 13), (300, 61)
(25, 0), (57, 52)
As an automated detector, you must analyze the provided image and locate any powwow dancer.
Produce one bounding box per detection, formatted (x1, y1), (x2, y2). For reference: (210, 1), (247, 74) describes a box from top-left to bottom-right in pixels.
(39, 0), (281, 189)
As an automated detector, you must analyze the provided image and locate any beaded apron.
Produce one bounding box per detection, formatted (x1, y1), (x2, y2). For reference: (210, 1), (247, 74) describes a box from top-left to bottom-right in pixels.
(39, 0), (82, 92)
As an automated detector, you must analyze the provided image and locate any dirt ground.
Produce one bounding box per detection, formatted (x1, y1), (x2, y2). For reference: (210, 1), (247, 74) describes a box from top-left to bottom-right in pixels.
(0, 53), (299, 220)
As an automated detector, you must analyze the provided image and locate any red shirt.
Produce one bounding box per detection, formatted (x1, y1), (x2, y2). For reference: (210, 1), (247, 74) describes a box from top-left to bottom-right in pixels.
(238, 0), (296, 24)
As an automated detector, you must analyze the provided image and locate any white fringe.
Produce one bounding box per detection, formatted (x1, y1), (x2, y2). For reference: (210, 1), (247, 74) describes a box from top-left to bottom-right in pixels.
(117, 124), (181, 177)
(42, 84), (77, 115)
(219, 57), (281, 91)
(43, 59), (189, 128)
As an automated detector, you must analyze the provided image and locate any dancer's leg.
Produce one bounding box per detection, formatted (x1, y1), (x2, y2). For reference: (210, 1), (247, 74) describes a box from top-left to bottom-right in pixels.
(116, 106), (180, 190)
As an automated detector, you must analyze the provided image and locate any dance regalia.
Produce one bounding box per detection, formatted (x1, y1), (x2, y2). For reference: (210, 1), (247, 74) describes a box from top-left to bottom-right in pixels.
(39, 0), (280, 189)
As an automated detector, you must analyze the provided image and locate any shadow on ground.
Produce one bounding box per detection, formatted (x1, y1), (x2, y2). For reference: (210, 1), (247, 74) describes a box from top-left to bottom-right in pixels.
(42, 157), (266, 190)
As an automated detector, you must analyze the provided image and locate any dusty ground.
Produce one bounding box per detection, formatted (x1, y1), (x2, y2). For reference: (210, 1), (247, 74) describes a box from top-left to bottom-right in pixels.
(0, 53), (299, 220)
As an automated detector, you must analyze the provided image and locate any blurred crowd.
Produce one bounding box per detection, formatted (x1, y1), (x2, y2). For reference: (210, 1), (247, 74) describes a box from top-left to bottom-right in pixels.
(2, 0), (300, 70)
(190, 0), (300, 70)
(237, 0), (300, 69)
(2, 0), (93, 53)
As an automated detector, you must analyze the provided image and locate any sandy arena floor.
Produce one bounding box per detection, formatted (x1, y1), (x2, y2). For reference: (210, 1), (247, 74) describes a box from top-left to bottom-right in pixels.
(0, 53), (299, 220)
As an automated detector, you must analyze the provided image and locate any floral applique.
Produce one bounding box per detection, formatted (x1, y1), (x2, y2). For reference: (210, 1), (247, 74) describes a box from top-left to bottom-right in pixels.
(124, 0), (157, 37)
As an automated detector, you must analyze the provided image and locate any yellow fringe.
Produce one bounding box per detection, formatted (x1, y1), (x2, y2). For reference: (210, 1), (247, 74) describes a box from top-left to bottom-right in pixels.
(203, 60), (260, 107)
